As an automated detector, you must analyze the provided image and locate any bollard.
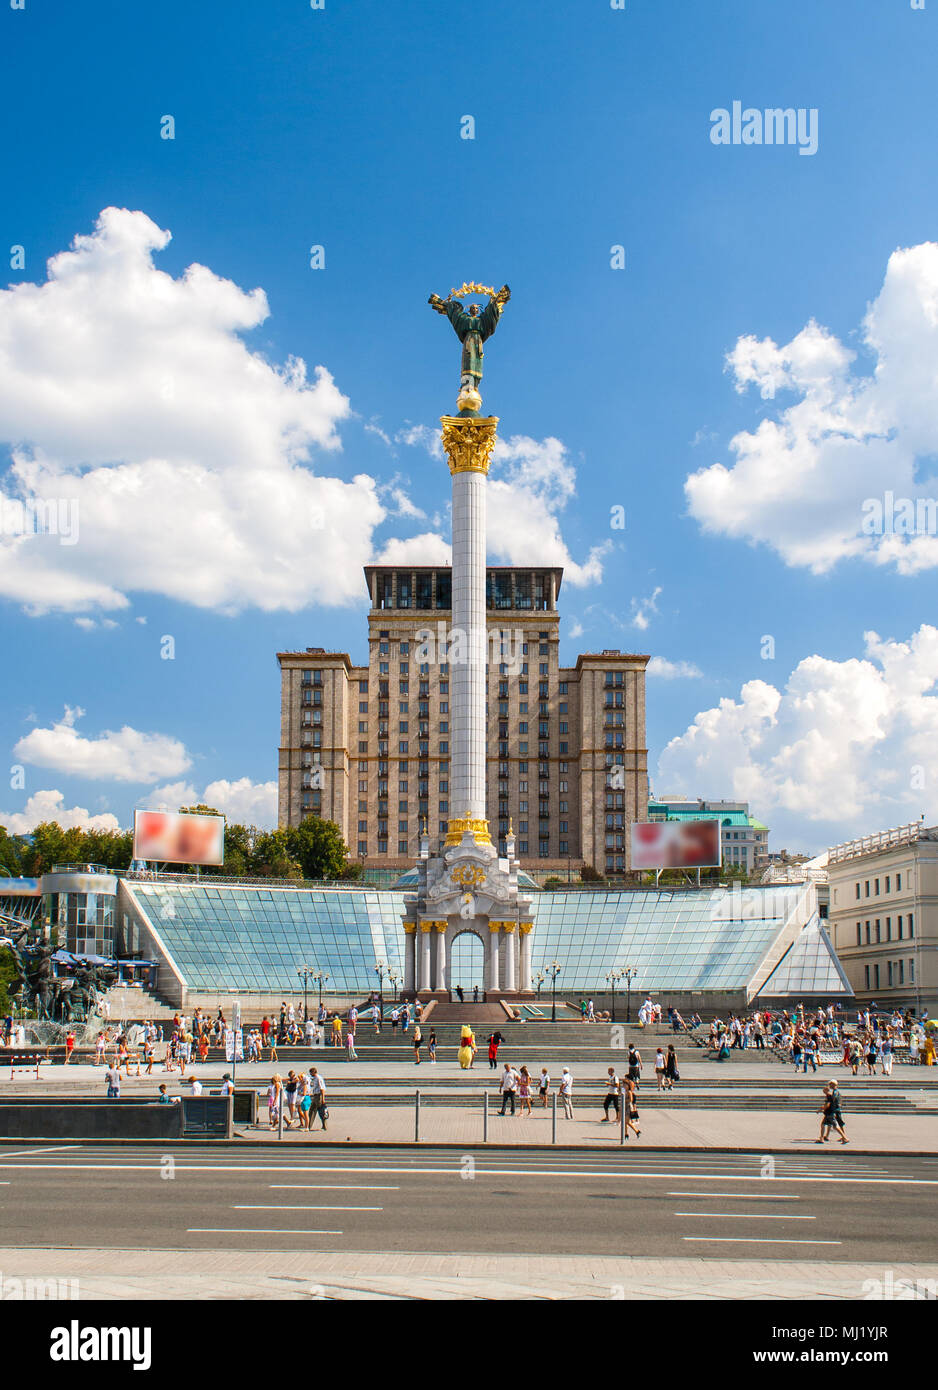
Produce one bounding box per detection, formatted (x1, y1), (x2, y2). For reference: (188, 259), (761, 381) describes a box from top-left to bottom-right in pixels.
(620, 1094), (626, 1145)
(415, 1089), (420, 1143)
(278, 1097), (283, 1141)
(552, 1091), (557, 1144)
(483, 1090), (488, 1143)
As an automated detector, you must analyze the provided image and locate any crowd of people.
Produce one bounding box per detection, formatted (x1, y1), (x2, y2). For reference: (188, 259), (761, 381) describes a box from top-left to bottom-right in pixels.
(700, 1003), (936, 1070)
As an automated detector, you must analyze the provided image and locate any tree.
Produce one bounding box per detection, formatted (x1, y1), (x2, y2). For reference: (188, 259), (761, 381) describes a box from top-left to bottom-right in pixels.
(251, 829), (301, 879)
(579, 864), (605, 884)
(286, 818), (349, 881)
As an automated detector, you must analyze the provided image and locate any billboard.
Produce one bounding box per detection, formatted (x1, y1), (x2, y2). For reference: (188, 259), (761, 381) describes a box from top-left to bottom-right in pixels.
(133, 809), (225, 866)
(630, 818), (721, 870)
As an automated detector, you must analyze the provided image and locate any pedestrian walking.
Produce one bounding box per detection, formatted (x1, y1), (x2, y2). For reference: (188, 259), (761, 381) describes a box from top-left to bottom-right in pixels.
(64, 1029), (75, 1065)
(622, 1075), (641, 1139)
(284, 1070), (299, 1126)
(539, 1067), (550, 1107)
(391, 1007), (399, 1033)
(345, 1029), (358, 1062)
(627, 1045), (642, 1091)
(559, 1067), (574, 1119)
(498, 1062), (519, 1116)
(655, 1047), (667, 1091)
(602, 1067), (620, 1121)
(488, 1032), (502, 1069)
(267, 1075), (281, 1129)
(428, 1030), (437, 1063)
(517, 1065), (532, 1115)
(309, 1068), (328, 1130)
(413, 1024), (422, 1064)
(665, 1044), (679, 1090)
(104, 1062), (121, 1100)
(819, 1079), (848, 1143)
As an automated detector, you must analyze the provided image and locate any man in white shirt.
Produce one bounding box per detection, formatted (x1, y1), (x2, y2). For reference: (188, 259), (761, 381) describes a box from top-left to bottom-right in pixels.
(218, 1073), (235, 1097)
(188, 1075), (202, 1097)
(309, 1068), (327, 1130)
(559, 1067), (574, 1119)
(104, 1064), (120, 1099)
(602, 1068), (620, 1121)
(498, 1063), (519, 1116)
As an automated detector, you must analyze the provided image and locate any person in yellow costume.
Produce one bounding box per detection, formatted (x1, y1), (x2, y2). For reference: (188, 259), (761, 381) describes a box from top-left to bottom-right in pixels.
(458, 1024), (477, 1069)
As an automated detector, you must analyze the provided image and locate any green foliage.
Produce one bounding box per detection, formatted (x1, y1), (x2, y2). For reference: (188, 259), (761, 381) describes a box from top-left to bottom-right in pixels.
(0, 948), (21, 1015)
(579, 864), (605, 884)
(285, 818), (349, 881)
(542, 876), (564, 889)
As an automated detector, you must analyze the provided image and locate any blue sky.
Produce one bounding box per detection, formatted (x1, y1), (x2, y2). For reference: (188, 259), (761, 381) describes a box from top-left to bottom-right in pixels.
(2, 0), (938, 853)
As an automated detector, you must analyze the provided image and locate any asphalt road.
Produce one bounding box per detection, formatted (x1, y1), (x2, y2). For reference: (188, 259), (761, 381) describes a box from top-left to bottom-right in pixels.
(1, 1143), (937, 1262)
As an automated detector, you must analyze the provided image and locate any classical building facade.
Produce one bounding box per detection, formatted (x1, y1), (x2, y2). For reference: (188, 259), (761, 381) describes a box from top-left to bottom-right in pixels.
(278, 564), (649, 875)
(826, 822), (938, 1013)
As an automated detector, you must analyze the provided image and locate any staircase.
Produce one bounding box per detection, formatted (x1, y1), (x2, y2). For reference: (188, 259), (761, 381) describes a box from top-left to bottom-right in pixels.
(425, 1002), (510, 1024)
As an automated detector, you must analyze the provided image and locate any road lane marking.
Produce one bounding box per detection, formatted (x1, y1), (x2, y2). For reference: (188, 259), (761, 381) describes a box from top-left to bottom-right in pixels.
(668, 1192), (800, 1200)
(674, 1212), (816, 1219)
(683, 1236), (841, 1245)
(233, 1204), (382, 1211)
(187, 1228), (343, 1235)
(268, 1184), (399, 1191)
(0, 1145), (84, 1158)
(1, 1163), (935, 1185)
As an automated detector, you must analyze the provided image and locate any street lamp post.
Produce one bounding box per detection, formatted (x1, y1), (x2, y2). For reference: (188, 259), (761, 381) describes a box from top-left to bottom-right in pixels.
(606, 968), (624, 1024)
(547, 961), (561, 1023)
(312, 971), (328, 1013)
(623, 966), (637, 1024)
(535, 971), (545, 1001)
(375, 961), (387, 1018)
(389, 969), (400, 1003)
(297, 966), (312, 1022)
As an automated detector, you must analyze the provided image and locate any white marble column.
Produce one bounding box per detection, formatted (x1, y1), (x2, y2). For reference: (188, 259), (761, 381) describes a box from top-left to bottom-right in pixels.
(403, 928), (416, 994)
(488, 925), (500, 994)
(419, 925), (432, 993)
(451, 468), (487, 822)
(503, 925), (517, 993)
(435, 925), (447, 993)
(519, 926), (532, 992)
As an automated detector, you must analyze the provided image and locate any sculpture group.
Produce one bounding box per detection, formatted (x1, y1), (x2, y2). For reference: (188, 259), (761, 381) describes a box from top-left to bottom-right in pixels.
(2, 930), (117, 1022)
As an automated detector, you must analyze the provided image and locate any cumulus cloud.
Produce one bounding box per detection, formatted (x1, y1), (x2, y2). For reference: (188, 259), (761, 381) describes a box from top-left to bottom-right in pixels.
(647, 656), (703, 679)
(0, 789), (120, 834)
(143, 776), (277, 828)
(686, 242), (938, 574)
(398, 429), (608, 586)
(13, 706), (191, 784)
(657, 625), (938, 843)
(0, 207), (398, 615)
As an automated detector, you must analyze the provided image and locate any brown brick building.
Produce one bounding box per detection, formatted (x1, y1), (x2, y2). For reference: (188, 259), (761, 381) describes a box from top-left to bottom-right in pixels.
(278, 565), (649, 876)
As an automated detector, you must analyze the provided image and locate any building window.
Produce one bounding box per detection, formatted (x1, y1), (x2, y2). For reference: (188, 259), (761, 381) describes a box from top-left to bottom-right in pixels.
(910, 959), (915, 983)
(896, 872), (902, 890)
(864, 964), (870, 990)
(899, 960), (904, 985)
(909, 913), (914, 939)
(856, 923), (861, 946)
(886, 917), (891, 941)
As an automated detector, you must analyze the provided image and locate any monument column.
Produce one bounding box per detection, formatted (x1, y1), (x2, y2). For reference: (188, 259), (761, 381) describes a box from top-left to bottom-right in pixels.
(403, 925), (416, 995)
(488, 923), (501, 995)
(503, 924), (517, 993)
(435, 923), (447, 993)
(442, 416), (499, 846)
(519, 923), (533, 992)
(419, 923), (432, 993)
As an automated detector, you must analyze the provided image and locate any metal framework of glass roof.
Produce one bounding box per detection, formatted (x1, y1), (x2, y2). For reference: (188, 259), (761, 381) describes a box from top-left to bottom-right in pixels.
(124, 881), (852, 1001)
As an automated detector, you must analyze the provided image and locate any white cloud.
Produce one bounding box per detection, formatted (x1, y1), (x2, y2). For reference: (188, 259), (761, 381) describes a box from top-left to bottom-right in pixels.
(631, 586), (662, 631)
(685, 242), (938, 574)
(647, 656), (703, 679)
(373, 531), (452, 567)
(13, 706), (191, 784)
(398, 428), (608, 586)
(567, 619), (584, 640)
(143, 776), (277, 828)
(0, 789), (120, 834)
(0, 208), (398, 615)
(657, 624), (938, 844)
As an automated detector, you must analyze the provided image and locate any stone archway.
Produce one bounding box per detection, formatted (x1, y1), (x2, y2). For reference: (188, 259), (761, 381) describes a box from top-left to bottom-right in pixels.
(449, 929), (485, 1000)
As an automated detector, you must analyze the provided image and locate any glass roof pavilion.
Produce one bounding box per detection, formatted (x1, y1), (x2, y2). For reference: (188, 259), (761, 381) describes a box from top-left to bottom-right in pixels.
(122, 880), (851, 1004)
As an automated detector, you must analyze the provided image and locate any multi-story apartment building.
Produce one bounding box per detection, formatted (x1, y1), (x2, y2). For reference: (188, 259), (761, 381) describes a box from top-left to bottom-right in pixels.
(826, 822), (938, 1012)
(648, 797), (771, 876)
(278, 564), (649, 875)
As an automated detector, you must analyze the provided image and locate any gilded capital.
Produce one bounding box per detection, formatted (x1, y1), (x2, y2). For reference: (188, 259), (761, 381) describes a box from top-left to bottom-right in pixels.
(440, 416), (499, 476)
(403, 923), (417, 934)
(420, 921), (433, 933)
(519, 922), (533, 934)
(435, 922), (447, 933)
